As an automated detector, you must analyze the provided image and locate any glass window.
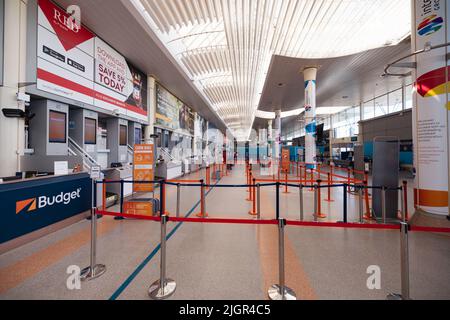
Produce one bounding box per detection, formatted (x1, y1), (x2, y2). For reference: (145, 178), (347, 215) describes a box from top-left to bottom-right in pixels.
(374, 94), (388, 117)
(388, 88), (403, 113)
(404, 84), (413, 109)
(363, 100), (374, 120)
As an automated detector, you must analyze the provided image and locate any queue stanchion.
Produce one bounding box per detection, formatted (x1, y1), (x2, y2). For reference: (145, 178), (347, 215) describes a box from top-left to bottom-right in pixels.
(249, 178), (257, 216)
(81, 180), (106, 281)
(403, 181), (409, 221)
(364, 180), (371, 219)
(358, 185), (364, 223)
(325, 172), (333, 202)
(316, 179), (326, 219)
(381, 186), (387, 224)
(347, 169), (351, 192)
(299, 184), (304, 221)
(176, 183), (181, 218)
(196, 179), (208, 218)
(387, 222), (410, 300)
(283, 170), (289, 194)
(115, 179), (125, 220)
(276, 182), (280, 220)
(342, 184), (348, 223)
(268, 218), (296, 300)
(246, 169), (252, 201)
(313, 184), (318, 222)
(257, 183), (261, 219)
(149, 214), (176, 299)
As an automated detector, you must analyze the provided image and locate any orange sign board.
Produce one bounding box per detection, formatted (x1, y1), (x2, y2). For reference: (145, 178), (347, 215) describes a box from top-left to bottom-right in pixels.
(281, 148), (290, 173)
(133, 144), (154, 192)
(123, 201), (153, 216)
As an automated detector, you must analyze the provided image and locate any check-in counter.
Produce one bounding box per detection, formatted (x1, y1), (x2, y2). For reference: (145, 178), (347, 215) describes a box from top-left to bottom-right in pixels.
(0, 172), (92, 252)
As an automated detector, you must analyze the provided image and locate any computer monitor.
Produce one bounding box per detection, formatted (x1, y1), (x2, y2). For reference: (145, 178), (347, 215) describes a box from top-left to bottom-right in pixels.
(84, 117), (97, 145)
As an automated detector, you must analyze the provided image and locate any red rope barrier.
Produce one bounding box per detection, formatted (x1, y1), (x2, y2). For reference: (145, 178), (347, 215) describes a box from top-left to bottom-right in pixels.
(286, 220), (400, 230)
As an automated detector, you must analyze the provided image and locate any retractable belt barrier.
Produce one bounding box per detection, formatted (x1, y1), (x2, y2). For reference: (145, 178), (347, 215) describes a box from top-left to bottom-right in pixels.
(84, 172), (450, 300)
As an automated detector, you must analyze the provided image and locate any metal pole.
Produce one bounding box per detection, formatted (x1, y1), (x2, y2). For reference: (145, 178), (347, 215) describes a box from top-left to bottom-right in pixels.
(343, 184), (348, 223)
(276, 182), (280, 220)
(314, 184), (318, 222)
(400, 185), (405, 222)
(176, 183), (181, 218)
(381, 187), (387, 224)
(299, 184), (304, 221)
(387, 222), (410, 300)
(149, 215), (176, 299)
(202, 180), (206, 218)
(268, 218), (296, 300)
(80, 181), (106, 281)
(358, 186), (364, 223)
(160, 180), (166, 216)
(257, 183), (261, 219)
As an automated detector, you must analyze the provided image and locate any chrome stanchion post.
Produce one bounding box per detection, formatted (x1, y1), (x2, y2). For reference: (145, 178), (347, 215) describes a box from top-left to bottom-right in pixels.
(387, 222), (411, 300)
(268, 218), (296, 300)
(176, 183), (181, 218)
(358, 185), (364, 223)
(81, 181), (106, 281)
(381, 186), (387, 224)
(400, 185), (405, 222)
(149, 215), (176, 299)
(299, 184), (304, 221)
(257, 183), (261, 219)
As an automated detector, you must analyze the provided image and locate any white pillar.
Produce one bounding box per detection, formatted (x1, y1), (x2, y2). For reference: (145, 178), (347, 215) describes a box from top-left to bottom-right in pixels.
(274, 110), (281, 160)
(0, 0), (28, 177)
(412, 0), (449, 216)
(303, 67), (317, 169)
(143, 76), (156, 143)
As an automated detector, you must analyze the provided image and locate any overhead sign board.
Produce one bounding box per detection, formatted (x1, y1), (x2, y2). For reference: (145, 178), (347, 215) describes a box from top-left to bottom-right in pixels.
(36, 0), (148, 122)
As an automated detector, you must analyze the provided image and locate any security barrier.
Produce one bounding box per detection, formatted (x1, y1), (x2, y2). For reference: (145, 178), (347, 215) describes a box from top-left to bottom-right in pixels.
(79, 165), (450, 301)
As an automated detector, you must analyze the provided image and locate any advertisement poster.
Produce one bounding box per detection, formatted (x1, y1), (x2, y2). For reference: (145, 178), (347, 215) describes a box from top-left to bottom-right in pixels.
(36, 0), (148, 122)
(133, 144), (154, 193)
(413, 0), (449, 214)
(156, 84), (194, 135)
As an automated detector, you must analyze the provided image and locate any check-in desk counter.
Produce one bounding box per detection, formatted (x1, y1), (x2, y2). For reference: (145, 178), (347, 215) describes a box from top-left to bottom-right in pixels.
(103, 166), (133, 199)
(0, 172), (91, 252)
(155, 161), (183, 180)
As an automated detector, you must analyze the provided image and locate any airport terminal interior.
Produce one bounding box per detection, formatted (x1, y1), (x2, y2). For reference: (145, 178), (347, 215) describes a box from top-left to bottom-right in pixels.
(0, 0), (449, 302)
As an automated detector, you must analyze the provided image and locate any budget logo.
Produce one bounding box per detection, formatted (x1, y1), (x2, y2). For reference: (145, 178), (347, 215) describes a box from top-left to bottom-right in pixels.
(16, 198), (37, 214)
(15, 189), (82, 214)
(417, 14), (443, 36)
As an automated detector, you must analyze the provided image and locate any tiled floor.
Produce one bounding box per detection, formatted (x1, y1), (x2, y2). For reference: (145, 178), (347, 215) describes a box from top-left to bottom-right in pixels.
(0, 164), (449, 300)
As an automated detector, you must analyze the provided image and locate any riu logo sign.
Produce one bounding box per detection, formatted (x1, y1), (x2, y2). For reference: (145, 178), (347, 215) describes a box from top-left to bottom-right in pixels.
(15, 189), (82, 215)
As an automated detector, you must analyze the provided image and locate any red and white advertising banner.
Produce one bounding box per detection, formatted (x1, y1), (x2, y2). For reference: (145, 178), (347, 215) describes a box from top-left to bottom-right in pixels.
(36, 0), (148, 123)
(413, 0), (449, 215)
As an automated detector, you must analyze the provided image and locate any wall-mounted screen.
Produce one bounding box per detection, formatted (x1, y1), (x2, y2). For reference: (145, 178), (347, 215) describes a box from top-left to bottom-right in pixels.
(120, 125), (127, 146)
(85, 117), (97, 145)
(49, 110), (66, 143)
(134, 128), (141, 145)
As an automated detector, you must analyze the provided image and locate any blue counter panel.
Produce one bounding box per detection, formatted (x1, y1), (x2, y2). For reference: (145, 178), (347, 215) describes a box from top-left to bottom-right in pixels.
(0, 173), (92, 243)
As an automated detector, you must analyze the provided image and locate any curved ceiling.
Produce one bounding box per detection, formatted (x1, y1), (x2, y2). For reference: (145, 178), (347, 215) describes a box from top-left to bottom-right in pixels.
(129, 0), (411, 140)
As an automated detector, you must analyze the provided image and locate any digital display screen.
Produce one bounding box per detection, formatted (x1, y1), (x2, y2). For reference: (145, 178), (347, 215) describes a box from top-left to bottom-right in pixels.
(120, 125), (127, 146)
(84, 117), (97, 145)
(49, 110), (66, 143)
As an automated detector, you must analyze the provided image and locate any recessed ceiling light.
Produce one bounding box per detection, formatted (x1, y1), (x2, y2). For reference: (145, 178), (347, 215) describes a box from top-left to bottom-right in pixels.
(342, 95), (349, 99)
(277, 83), (285, 88)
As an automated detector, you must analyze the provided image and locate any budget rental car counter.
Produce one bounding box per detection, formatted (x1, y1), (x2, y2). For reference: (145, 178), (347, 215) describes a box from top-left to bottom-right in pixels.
(0, 172), (92, 253)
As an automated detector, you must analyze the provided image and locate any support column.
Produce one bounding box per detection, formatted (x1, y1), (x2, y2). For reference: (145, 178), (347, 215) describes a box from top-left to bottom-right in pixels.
(267, 119), (273, 159)
(143, 76), (156, 143)
(0, 0), (28, 177)
(303, 67), (317, 169)
(274, 110), (281, 174)
(412, 0), (449, 216)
